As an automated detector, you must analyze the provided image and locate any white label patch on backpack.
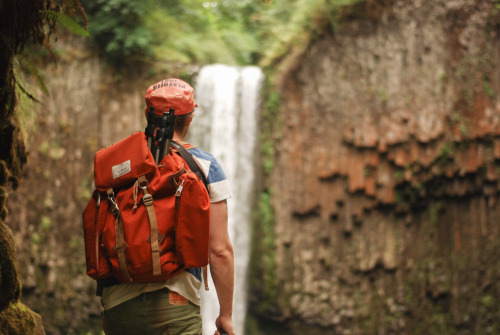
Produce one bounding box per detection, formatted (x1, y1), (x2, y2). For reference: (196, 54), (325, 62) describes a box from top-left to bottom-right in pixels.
(112, 160), (131, 179)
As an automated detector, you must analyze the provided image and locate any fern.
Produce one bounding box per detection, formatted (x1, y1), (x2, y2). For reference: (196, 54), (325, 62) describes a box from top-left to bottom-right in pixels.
(11, 9), (89, 102)
(43, 10), (90, 37)
(13, 54), (49, 98)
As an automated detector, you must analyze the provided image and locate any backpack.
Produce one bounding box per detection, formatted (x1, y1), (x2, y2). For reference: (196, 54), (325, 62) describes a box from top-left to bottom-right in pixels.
(82, 131), (210, 284)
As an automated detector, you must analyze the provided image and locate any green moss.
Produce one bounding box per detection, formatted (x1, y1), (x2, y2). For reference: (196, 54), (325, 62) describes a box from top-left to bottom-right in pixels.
(440, 143), (455, 162)
(48, 143), (66, 160)
(79, 178), (92, 202)
(480, 295), (495, 308)
(379, 89), (387, 102)
(68, 236), (82, 251)
(31, 232), (40, 245)
(40, 216), (52, 231)
(459, 123), (467, 136)
(0, 222), (21, 312)
(0, 186), (8, 221)
(440, 71), (447, 82)
(393, 169), (405, 181)
(248, 75), (284, 316)
(11, 58), (39, 142)
(428, 201), (443, 226)
(39, 140), (50, 156)
(39, 140), (66, 160)
(0, 302), (36, 335)
(254, 190), (278, 313)
(483, 78), (495, 98)
(262, 141), (275, 176)
(259, 85), (282, 176)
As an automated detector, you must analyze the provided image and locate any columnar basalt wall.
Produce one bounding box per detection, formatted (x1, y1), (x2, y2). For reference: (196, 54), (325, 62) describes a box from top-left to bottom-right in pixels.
(252, 1), (500, 334)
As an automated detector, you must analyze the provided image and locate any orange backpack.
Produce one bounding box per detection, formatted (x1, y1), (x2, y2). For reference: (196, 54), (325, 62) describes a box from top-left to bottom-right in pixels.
(82, 132), (210, 284)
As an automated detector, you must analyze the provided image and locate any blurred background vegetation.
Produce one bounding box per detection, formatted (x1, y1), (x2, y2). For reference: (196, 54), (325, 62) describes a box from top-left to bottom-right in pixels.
(77, 0), (370, 73)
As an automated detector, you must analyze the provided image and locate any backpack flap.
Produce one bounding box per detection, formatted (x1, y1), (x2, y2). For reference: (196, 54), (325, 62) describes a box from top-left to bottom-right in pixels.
(94, 132), (157, 192)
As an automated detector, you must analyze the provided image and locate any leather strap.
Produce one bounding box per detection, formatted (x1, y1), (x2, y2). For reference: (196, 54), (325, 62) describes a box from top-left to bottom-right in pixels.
(203, 266), (209, 291)
(94, 193), (101, 274)
(138, 175), (161, 276)
(171, 141), (209, 194)
(107, 189), (133, 283)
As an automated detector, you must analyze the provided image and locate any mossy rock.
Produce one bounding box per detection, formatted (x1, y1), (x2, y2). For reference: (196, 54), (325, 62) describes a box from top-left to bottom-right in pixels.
(0, 302), (45, 335)
(0, 221), (21, 312)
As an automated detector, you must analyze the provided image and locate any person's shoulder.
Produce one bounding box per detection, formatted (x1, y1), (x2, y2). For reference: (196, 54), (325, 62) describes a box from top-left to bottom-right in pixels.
(187, 147), (228, 186)
(187, 147), (216, 162)
(186, 146), (232, 201)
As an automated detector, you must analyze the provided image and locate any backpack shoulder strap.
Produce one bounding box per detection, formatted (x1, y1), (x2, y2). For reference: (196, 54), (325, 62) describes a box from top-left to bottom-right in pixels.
(171, 141), (209, 194)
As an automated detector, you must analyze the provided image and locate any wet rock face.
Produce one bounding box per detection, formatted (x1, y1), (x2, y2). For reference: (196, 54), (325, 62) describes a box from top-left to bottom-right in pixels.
(260, 0), (500, 333)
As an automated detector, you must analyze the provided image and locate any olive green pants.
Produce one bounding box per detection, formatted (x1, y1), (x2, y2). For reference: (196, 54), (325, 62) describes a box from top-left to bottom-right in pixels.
(103, 288), (201, 335)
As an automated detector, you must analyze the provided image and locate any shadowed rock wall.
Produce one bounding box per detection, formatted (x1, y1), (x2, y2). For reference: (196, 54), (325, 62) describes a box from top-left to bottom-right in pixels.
(251, 1), (500, 334)
(6, 37), (148, 334)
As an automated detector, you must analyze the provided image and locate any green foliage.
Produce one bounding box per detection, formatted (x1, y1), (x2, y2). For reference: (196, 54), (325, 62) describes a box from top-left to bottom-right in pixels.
(81, 0), (154, 67)
(12, 52), (46, 141)
(252, 0), (379, 68)
(260, 89), (281, 174)
(43, 10), (90, 37)
(483, 77), (495, 98)
(254, 189), (278, 313)
(11, 5), (89, 140)
(80, 0), (387, 70)
(393, 169), (405, 181)
(440, 142), (455, 163)
(40, 216), (52, 231)
(249, 78), (283, 314)
(79, 178), (92, 202)
(13, 54), (49, 98)
(144, 4), (232, 66)
(81, 0), (261, 69)
(0, 302), (36, 335)
(428, 201), (443, 226)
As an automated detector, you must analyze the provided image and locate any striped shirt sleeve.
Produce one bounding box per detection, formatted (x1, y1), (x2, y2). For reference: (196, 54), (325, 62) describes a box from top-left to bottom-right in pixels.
(187, 147), (232, 203)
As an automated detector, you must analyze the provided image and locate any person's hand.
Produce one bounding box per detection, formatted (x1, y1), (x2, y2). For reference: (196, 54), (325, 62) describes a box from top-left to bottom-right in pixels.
(214, 315), (235, 335)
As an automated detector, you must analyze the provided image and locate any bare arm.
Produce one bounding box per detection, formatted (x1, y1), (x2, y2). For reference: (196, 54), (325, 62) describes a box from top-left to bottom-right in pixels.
(209, 200), (235, 335)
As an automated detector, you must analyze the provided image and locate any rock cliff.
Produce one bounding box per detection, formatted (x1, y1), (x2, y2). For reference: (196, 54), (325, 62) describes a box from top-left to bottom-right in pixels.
(250, 1), (500, 334)
(5, 38), (149, 334)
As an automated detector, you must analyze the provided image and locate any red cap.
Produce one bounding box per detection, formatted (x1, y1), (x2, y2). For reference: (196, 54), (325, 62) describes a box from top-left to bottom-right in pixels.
(144, 78), (198, 116)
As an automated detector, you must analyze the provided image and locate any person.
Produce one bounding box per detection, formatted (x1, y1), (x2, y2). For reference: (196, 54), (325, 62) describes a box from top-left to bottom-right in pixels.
(101, 78), (236, 335)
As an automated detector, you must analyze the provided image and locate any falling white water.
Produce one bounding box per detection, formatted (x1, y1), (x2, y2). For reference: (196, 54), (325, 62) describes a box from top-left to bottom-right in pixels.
(188, 64), (264, 335)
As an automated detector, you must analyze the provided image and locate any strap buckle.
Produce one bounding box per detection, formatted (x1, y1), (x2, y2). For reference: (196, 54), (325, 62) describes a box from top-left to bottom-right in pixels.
(106, 190), (120, 217)
(138, 177), (148, 190)
(143, 193), (153, 206)
(138, 176), (154, 206)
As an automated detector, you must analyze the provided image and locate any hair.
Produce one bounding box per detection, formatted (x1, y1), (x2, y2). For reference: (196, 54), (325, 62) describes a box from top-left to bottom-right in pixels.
(174, 111), (193, 133)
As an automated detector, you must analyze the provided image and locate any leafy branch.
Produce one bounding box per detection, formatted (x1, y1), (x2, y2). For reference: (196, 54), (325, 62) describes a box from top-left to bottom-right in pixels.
(43, 10), (90, 37)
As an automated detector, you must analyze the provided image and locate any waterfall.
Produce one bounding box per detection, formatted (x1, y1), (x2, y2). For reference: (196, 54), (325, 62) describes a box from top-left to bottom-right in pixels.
(188, 64), (264, 335)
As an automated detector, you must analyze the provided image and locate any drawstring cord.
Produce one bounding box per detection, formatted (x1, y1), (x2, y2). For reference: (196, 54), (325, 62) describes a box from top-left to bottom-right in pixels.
(132, 180), (139, 212)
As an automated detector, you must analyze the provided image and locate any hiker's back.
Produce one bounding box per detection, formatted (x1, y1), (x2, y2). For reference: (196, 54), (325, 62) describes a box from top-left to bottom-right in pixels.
(82, 131), (210, 284)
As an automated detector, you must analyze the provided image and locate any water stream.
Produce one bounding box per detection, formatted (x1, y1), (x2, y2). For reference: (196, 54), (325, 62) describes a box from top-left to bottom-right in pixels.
(188, 64), (264, 335)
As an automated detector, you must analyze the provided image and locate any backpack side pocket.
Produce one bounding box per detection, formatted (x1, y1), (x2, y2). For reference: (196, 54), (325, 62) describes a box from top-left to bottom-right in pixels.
(82, 191), (112, 279)
(174, 173), (211, 268)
